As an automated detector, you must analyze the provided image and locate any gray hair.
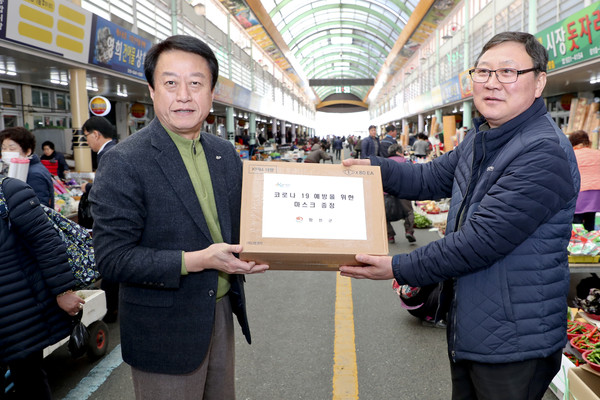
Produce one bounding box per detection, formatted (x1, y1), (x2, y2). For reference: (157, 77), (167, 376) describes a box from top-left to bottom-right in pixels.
(388, 143), (403, 156)
(475, 31), (548, 74)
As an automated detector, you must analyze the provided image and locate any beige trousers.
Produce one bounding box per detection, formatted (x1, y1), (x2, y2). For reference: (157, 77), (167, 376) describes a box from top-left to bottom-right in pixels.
(131, 296), (235, 400)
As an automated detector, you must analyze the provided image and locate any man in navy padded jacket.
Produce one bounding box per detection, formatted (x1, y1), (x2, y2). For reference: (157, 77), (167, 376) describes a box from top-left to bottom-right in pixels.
(340, 32), (580, 400)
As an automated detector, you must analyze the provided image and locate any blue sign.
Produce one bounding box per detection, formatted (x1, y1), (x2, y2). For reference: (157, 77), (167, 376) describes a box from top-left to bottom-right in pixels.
(89, 16), (153, 79)
(440, 76), (462, 104)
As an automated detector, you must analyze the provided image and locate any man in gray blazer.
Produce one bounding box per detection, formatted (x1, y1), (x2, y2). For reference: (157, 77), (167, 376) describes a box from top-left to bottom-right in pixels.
(90, 35), (268, 399)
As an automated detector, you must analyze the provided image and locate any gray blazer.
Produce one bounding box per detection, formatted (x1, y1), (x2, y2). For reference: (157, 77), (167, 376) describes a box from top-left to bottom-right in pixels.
(90, 118), (249, 374)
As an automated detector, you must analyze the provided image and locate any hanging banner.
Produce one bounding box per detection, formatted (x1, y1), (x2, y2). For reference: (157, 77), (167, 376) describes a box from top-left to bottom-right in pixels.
(89, 16), (152, 79)
(536, 1), (600, 72)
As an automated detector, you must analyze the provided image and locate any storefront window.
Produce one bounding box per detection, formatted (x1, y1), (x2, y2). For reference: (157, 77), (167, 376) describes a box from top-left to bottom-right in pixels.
(2, 115), (18, 128)
(32, 89), (51, 108)
(1, 87), (16, 107)
(55, 92), (69, 110)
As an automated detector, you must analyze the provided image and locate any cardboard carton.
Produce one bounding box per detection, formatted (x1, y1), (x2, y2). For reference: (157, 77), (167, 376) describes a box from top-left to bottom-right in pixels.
(239, 161), (388, 270)
(568, 366), (600, 400)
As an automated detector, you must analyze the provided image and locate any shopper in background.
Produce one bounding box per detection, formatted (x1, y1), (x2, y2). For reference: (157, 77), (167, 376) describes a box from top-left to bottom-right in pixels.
(304, 141), (332, 163)
(90, 35), (268, 399)
(412, 132), (431, 159)
(41, 140), (69, 180)
(0, 176), (84, 400)
(379, 124), (397, 158)
(0, 127), (54, 209)
(353, 135), (362, 158)
(346, 135), (354, 153)
(385, 143), (415, 244)
(80, 116), (117, 194)
(79, 116), (119, 323)
(360, 125), (379, 159)
(569, 130), (600, 232)
(332, 136), (343, 160)
(341, 31), (579, 399)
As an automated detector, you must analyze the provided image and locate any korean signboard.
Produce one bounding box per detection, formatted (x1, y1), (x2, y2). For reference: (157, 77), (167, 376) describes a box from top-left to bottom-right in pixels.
(537, 1), (600, 71)
(89, 16), (152, 79)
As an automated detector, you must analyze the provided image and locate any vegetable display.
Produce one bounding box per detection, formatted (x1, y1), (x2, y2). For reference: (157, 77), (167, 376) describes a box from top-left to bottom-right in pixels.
(414, 214), (432, 229)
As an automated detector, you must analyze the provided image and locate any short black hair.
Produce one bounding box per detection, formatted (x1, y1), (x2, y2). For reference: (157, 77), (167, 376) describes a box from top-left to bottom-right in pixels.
(82, 116), (116, 139)
(385, 124), (396, 133)
(144, 35), (219, 90)
(368, 125), (376, 130)
(0, 127), (36, 154)
(41, 141), (55, 150)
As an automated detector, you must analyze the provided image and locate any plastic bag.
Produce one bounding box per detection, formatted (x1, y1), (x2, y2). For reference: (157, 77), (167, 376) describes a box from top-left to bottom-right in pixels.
(68, 312), (89, 358)
(384, 194), (405, 222)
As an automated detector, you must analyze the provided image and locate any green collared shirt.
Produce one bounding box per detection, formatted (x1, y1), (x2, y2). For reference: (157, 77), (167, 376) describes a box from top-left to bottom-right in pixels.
(165, 128), (231, 301)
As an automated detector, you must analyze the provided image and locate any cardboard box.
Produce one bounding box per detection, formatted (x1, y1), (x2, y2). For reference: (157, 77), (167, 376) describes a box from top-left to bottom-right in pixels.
(239, 161), (388, 270)
(549, 353), (574, 399)
(568, 366), (600, 399)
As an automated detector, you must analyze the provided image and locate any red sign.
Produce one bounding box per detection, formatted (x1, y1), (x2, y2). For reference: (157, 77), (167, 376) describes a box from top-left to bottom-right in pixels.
(89, 96), (111, 116)
(131, 103), (146, 118)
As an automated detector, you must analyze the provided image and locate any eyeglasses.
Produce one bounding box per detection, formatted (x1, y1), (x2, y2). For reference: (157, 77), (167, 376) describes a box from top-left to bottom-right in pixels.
(468, 67), (538, 83)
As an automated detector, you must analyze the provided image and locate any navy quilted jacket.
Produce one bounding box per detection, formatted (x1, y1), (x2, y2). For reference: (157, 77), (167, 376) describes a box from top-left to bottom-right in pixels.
(0, 177), (74, 362)
(372, 97), (579, 363)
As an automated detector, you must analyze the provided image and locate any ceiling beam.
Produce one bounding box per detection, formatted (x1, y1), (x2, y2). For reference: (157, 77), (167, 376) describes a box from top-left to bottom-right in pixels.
(316, 99), (369, 110)
(309, 79), (374, 87)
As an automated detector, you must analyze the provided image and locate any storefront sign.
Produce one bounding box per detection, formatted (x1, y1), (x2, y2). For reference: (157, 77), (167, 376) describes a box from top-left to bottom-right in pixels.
(89, 96), (111, 116)
(130, 103), (146, 118)
(537, 1), (600, 71)
(89, 16), (151, 79)
(441, 76), (462, 104)
(459, 69), (473, 98)
(0, 0), (92, 63)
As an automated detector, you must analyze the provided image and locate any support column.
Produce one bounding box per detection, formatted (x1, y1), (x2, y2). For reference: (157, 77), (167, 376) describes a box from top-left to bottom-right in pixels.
(249, 112), (256, 156)
(462, 101), (473, 130)
(170, 0), (178, 35)
(527, 0), (536, 33)
(21, 85), (34, 130)
(69, 68), (92, 172)
(249, 113), (257, 143)
(226, 107), (235, 144)
(280, 121), (286, 144)
(402, 119), (409, 147)
(271, 118), (277, 142)
(291, 124), (296, 144)
(418, 114), (425, 133)
(435, 109), (442, 126)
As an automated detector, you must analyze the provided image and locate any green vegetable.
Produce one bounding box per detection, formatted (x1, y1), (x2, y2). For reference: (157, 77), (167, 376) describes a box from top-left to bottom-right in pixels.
(414, 214), (432, 229)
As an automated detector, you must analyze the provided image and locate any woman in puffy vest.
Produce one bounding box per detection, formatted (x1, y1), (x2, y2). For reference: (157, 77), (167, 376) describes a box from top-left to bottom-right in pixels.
(0, 176), (83, 399)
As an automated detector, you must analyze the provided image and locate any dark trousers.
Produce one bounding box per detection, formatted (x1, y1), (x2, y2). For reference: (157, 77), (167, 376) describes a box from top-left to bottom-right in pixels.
(101, 278), (120, 322)
(450, 349), (562, 400)
(7, 350), (52, 400)
(573, 211), (596, 232)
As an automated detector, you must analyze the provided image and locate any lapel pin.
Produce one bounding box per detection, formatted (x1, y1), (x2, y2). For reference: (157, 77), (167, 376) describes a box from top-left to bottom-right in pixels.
(216, 156), (222, 160)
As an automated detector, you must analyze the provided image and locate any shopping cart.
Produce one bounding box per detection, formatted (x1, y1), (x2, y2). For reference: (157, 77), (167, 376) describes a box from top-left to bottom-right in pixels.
(1, 289), (110, 397)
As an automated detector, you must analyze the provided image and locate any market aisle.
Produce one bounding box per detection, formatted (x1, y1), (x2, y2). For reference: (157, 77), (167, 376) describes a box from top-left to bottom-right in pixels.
(233, 227), (452, 399)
